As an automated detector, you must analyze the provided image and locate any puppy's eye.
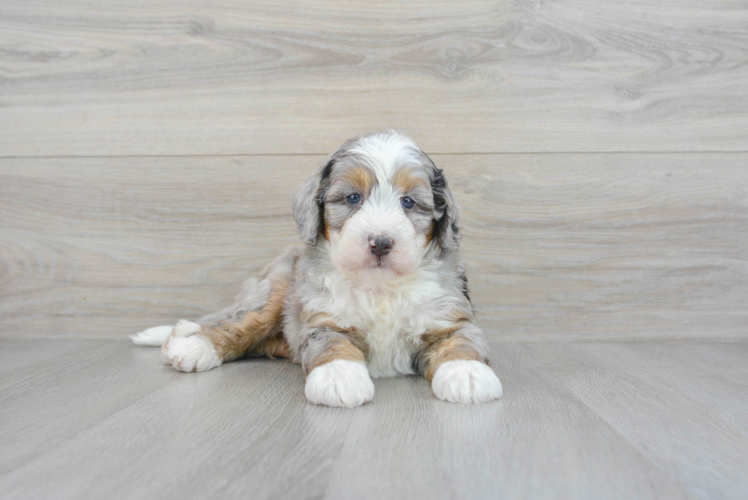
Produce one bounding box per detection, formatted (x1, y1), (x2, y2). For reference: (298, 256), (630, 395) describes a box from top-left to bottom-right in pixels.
(401, 197), (415, 209)
(346, 193), (361, 204)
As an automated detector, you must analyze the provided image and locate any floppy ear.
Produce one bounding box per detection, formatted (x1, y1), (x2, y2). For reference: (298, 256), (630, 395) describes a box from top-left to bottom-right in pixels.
(292, 158), (334, 245)
(430, 166), (461, 253)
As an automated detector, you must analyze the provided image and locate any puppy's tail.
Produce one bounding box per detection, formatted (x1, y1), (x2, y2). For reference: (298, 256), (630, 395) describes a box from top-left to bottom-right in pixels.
(129, 325), (174, 346)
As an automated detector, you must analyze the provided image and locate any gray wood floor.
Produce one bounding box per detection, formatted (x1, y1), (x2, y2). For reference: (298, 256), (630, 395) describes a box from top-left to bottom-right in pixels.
(1, 339), (746, 500)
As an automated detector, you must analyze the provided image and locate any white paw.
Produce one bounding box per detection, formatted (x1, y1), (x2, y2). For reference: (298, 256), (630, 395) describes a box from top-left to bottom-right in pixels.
(432, 360), (503, 404)
(163, 335), (222, 373)
(305, 360), (375, 408)
(161, 320), (202, 364)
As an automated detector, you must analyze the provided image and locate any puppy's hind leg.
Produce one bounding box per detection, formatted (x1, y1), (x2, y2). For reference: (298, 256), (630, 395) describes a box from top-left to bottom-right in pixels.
(131, 320), (212, 369)
(161, 320), (221, 372)
(159, 248), (300, 373)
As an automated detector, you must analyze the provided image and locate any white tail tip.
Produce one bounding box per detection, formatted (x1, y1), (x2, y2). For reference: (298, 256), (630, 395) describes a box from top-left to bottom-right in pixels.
(130, 325), (174, 346)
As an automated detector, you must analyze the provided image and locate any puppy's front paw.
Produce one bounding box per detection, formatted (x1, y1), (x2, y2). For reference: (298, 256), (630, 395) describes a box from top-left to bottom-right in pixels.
(305, 360), (375, 408)
(432, 360), (502, 404)
(163, 335), (222, 373)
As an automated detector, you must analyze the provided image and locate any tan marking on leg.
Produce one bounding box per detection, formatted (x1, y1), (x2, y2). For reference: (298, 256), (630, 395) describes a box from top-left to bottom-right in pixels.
(255, 334), (292, 359)
(423, 335), (484, 381)
(301, 311), (369, 357)
(306, 337), (366, 374)
(420, 318), (470, 345)
(325, 325), (368, 358)
(202, 275), (291, 361)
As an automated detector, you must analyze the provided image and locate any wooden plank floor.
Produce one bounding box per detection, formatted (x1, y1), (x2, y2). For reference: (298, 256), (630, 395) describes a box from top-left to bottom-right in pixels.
(1, 339), (746, 500)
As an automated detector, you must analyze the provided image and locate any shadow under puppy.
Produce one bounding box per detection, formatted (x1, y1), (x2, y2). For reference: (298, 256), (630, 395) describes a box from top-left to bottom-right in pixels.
(131, 131), (503, 407)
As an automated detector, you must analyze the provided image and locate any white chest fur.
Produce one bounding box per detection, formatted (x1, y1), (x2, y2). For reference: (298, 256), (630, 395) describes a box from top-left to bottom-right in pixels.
(361, 291), (418, 377)
(312, 268), (461, 378)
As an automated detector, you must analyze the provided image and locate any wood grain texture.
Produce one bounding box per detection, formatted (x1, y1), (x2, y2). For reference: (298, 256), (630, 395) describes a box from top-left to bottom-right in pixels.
(1, 153), (746, 341)
(0, 341), (181, 476)
(1, 0), (747, 155)
(1, 340), (747, 499)
(0, 339), (101, 381)
(323, 343), (696, 500)
(636, 341), (748, 383)
(0, 340), (354, 500)
(527, 342), (748, 500)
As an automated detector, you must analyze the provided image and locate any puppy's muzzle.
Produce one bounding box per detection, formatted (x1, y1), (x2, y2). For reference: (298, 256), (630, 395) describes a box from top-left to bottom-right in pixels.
(369, 235), (394, 257)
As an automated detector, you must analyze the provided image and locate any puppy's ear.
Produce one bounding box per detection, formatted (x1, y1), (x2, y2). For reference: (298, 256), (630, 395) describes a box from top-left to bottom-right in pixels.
(292, 158), (334, 245)
(430, 166), (461, 253)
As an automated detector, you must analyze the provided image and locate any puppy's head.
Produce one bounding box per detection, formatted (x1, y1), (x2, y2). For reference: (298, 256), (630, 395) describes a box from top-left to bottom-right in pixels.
(293, 132), (460, 279)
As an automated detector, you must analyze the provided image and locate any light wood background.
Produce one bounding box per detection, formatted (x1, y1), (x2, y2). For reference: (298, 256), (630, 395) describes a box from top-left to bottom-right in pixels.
(1, 0), (746, 340)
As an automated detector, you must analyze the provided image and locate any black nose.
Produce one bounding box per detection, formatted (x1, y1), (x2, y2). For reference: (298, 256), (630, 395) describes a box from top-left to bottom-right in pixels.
(369, 236), (393, 257)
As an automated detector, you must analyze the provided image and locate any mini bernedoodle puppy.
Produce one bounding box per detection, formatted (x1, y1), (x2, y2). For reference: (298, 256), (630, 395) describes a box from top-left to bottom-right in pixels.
(131, 131), (503, 407)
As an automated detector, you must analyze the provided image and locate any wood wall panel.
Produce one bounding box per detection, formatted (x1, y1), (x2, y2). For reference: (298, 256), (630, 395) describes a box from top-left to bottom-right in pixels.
(2, 153), (745, 340)
(0, 0), (747, 155)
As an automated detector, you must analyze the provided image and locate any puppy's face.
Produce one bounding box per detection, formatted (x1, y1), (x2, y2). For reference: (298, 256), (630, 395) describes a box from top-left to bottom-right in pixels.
(293, 133), (460, 280)
(324, 154), (433, 278)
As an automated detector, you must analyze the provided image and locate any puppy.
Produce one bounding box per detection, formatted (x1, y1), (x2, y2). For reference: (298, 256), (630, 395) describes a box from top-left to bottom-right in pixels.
(131, 132), (502, 407)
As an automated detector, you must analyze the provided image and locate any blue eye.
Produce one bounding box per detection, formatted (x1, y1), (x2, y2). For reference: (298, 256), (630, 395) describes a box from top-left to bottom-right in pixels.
(346, 193), (361, 204)
(401, 197), (415, 209)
